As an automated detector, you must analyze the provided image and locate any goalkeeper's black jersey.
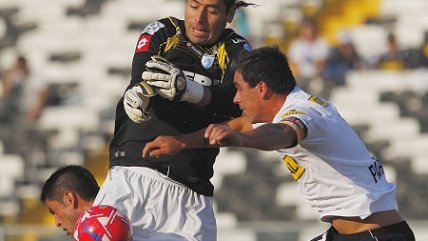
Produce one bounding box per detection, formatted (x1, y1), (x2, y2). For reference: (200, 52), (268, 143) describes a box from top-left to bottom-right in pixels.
(109, 17), (252, 196)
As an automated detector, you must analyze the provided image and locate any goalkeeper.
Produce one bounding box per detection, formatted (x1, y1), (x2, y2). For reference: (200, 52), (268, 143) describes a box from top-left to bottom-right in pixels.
(93, 0), (255, 240)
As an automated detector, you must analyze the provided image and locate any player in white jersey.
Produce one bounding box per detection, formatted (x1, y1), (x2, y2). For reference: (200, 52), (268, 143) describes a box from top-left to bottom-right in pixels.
(142, 46), (415, 241)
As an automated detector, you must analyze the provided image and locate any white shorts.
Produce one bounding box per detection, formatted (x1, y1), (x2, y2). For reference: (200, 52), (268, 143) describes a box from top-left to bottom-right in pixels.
(93, 166), (217, 241)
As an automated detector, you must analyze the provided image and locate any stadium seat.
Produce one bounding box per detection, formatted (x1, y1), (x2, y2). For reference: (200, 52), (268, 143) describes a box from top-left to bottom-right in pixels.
(0, 154), (24, 198)
(213, 148), (247, 188)
(0, 199), (20, 217)
(276, 182), (318, 221)
(350, 25), (387, 63)
(37, 106), (100, 132)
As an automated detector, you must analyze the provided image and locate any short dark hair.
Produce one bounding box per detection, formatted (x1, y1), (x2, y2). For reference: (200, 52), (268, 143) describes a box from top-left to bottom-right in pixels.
(224, 0), (257, 11)
(40, 165), (99, 203)
(231, 46), (296, 94)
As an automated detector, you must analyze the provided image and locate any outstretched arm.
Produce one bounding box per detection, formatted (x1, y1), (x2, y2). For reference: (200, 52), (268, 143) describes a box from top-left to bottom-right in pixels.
(143, 116), (299, 157)
(142, 116), (253, 157)
(205, 122), (298, 151)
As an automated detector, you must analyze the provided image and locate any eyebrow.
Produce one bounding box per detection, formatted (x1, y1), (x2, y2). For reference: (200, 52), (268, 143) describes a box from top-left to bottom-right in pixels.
(192, 0), (222, 10)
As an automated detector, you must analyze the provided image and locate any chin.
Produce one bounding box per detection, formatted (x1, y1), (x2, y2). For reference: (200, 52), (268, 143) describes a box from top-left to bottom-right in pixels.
(190, 34), (213, 45)
(242, 111), (254, 123)
(193, 38), (210, 45)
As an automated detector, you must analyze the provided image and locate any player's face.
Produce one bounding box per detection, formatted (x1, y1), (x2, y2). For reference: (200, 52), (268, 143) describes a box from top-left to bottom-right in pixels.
(233, 71), (263, 123)
(45, 198), (80, 236)
(185, 0), (235, 45)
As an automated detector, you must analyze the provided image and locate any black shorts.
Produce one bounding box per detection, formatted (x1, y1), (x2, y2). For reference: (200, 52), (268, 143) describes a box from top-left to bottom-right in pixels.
(311, 221), (415, 241)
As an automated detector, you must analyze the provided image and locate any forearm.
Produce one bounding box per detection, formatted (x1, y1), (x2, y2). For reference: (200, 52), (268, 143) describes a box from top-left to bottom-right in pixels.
(142, 127), (218, 158)
(176, 128), (213, 149)
(171, 121), (297, 151)
(238, 123), (297, 150)
(143, 117), (255, 157)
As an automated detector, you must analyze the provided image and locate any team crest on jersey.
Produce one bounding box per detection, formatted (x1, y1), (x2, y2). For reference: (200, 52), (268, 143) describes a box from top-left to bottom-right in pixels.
(135, 35), (152, 53)
(201, 54), (215, 69)
(243, 43), (253, 51)
(142, 21), (165, 35)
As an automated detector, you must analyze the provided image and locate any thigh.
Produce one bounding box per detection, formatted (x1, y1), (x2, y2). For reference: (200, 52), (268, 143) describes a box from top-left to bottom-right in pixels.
(153, 186), (216, 241)
(94, 167), (158, 240)
(94, 166), (217, 241)
(138, 167), (217, 241)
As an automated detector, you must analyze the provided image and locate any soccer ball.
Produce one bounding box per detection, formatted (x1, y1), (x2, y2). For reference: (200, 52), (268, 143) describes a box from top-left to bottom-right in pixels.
(73, 205), (132, 241)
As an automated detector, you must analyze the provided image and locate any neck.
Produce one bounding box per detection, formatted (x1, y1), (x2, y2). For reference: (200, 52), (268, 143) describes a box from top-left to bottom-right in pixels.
(264, 95), (287, 122)
(78, 200), (94, 212)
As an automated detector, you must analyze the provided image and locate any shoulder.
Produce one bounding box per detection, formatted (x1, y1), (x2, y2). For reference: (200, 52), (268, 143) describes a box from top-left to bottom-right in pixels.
(276, 91), (327, 123)
(160, 16), (184, 28)
(220, 29), (252, 55)
(139, 17), (180, 36)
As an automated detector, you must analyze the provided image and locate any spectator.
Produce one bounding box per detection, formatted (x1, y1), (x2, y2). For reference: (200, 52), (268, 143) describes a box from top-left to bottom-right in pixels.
(0, 55), (49, 124)
(288, 17), (330, 96)
(323, 30), (363, 86)
(376, 32), (407, 70)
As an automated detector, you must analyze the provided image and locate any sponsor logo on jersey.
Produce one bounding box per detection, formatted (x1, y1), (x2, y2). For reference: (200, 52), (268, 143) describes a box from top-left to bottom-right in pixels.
(201, 54), (215, 69)
(231, 38), (246, 44)
(142, 21), (165, 35)
(182, 70), (219, 86)
(186, 42), (204, 57)
(135, 35), (152, 53)
(308, 95), (329, 107)
(368, 157), (385, 184)
(282, 155), (305, 181)
(280, 109), (305, 119)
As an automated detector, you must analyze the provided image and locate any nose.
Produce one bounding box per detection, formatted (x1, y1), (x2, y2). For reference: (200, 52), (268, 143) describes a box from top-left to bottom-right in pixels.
(233, 93), (239, 104)
(195, 8), (207, 24)
(55, 218), (62, 228)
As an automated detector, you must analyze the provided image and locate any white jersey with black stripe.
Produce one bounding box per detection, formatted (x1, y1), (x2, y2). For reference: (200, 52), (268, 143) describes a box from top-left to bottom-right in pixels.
(272, 86), (397, 222)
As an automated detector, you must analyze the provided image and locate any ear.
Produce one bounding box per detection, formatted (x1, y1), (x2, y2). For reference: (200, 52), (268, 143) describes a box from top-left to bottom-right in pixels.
(63, 191), (78, 208)
(257, 81), (272, 99)
(226, 6), (236, 23)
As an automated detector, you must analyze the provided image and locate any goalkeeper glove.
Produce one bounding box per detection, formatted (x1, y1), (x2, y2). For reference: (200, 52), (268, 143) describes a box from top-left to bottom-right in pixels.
(123, 83), (153, 123)
(142, 55), (204, 103)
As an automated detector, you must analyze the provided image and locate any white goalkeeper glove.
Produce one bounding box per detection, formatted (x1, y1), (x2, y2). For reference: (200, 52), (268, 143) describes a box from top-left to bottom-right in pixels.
(123, 82), (154, 123)
(142, 55), (204, 103)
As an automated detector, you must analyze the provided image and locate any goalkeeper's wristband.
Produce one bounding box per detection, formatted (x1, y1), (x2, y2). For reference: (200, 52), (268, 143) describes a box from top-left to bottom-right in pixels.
(180, 79), (204, 104)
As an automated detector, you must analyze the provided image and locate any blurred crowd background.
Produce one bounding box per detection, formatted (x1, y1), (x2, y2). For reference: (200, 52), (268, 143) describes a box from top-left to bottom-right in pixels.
(1, 0), (428, 240)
